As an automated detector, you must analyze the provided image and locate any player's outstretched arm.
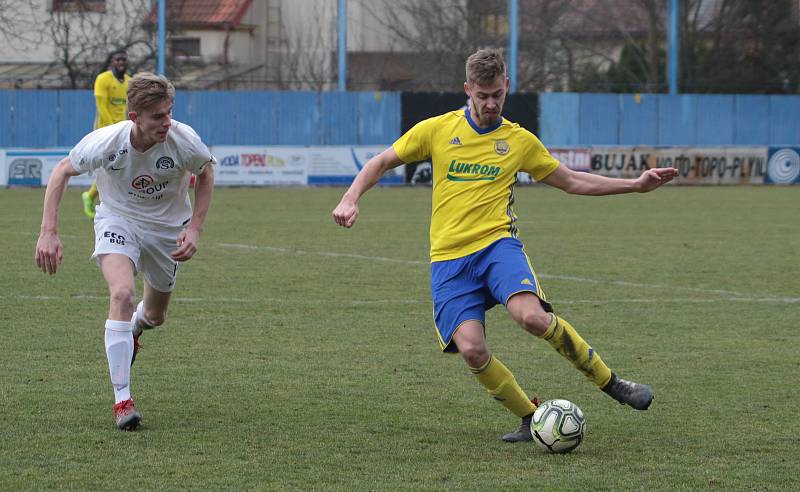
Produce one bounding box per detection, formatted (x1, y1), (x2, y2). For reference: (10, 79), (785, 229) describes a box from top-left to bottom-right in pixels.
(172, 164), (214, 262)
(36, 157), (80, 275)
(540, 164), (678, 196)
(332, 147), (404, 228)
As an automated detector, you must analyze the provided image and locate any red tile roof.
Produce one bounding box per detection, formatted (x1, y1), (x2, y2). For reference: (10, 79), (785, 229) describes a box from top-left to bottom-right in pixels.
(147, 0), (254, 28)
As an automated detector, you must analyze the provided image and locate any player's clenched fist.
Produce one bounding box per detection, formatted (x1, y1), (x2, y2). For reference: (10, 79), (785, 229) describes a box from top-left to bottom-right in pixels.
(332, 199), (359, 228)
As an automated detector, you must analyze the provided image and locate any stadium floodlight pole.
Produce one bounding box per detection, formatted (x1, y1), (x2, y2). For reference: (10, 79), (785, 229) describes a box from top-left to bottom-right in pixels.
(338, 0), (347, 92)
(157, 0), (166, 76)
(668, 0), (679, 95)
(508, 0), (518, 93)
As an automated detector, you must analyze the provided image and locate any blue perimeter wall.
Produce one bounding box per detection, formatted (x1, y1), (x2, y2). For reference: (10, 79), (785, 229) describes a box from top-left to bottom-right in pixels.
(539, 93), (800, 146)
(0, 90), (402, 148)
(1, 90), (798, 147)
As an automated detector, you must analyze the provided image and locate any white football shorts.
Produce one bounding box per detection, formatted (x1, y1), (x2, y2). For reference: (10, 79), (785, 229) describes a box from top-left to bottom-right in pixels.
(92, 205), (183, 292)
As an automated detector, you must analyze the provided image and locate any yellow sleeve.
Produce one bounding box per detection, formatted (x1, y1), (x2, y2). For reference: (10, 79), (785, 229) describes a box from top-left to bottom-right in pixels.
(392, 117), (438, 164)
(93, 73), (113, 129)
(520, 131), (560, 182)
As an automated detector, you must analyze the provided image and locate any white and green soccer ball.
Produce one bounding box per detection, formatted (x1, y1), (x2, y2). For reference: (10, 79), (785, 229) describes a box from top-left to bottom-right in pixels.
(530, 399), (586, 453)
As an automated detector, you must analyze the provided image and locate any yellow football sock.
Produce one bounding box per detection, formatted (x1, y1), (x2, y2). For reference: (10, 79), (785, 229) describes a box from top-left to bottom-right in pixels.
(88, 182), (98, 201)
(541, 315), (612, 388)
(470, 355), (536, 418)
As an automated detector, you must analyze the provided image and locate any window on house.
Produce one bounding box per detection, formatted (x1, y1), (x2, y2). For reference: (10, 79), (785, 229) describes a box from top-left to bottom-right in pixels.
(170, 38), (201, 60)
(52, 0), (106, 12)
(481, 14), (509, 36)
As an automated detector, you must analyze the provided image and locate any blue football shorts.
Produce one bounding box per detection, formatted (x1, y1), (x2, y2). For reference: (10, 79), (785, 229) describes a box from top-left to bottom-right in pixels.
(430, 237), (552, 353)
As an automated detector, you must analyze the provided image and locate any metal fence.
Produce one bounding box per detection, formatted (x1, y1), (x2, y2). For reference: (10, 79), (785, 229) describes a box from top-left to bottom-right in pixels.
(1, 89), (798, 148)
(540, 93), (800, 146)
(0, 90), (402, 147)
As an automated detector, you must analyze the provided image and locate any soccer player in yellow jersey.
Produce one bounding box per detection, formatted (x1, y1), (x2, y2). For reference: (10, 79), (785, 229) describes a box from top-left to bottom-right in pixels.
(333, 49), (678, 442)
(81, 50), (131, 218)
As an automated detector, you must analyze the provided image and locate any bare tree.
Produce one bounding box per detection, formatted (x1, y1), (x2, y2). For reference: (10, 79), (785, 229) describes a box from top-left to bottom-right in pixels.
(580, 0), (800, 94)
(681, 0), (800, 93)
(275, 13), (336, 91)
(0, 0), (42, 47)
(45, 0), (156, 88)
(354, 0), (665, 92)
(220, 4), (337, 91)
(538, 0), (667, 92)
(516, 0), (578, 91)
(356, 0), (503, 91)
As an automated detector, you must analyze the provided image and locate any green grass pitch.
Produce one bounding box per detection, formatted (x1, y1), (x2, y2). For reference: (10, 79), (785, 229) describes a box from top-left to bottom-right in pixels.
(1, 185), (798, 490)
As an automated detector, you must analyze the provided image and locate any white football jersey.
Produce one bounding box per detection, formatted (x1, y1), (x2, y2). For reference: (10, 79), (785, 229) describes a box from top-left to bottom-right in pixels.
(70, 119), (215, 227)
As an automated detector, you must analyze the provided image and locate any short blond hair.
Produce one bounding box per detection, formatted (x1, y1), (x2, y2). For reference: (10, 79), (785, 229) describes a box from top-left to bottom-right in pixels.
(127, 72), (175, 113)
(465, 49), (506, 85)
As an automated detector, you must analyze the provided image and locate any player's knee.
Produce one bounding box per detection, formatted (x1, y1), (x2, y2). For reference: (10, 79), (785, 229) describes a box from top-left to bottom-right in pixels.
(519, 311), (550, 336)
(459, 343), (490, 368)
(109, 287), (135, 313)
(145, 308), (167, 327)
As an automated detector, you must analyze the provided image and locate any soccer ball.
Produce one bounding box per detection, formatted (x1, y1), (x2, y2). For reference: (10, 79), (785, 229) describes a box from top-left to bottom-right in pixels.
(530, 399), (586, 453)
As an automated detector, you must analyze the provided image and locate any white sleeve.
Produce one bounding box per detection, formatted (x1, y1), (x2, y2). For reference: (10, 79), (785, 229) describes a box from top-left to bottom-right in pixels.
(68, 132), (103, 174)
(181, 124), (216, 175)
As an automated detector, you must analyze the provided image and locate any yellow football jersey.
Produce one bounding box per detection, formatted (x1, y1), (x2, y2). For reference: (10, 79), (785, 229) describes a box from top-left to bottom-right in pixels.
(93, 70), (131, 129)
(393, 109), (560, 262)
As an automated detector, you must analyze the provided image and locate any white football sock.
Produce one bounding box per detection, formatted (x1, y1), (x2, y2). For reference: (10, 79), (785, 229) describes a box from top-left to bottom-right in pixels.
(132, 300), (154, 336)
(105, 319), (133, 404)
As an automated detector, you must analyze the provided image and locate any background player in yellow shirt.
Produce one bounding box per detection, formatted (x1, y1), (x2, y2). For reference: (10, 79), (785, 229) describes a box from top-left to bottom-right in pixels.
(81, 50), (131, 218)
(333, 49), (678, 442)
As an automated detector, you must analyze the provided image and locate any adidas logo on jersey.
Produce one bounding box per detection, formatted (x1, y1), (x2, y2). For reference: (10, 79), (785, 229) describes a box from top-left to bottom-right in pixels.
(449, 137), (462, 145)
(521, 278), (533, 285)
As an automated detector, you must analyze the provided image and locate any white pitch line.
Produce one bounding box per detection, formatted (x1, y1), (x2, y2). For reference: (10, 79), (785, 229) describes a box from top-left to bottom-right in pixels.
(3, 295), (798, 305)
(556, 297), (800, 304)
(0, 218), (41, 223)
(214, 242), (800, 302)
(2, 294), (257, 303)
(535, 273), (782, 299)
(6, 231), (79, 239)
(217, 242), (427, 265)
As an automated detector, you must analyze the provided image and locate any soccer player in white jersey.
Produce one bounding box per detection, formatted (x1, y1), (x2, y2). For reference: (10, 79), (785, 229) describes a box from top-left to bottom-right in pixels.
(35, 73), (216, 431)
